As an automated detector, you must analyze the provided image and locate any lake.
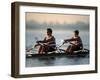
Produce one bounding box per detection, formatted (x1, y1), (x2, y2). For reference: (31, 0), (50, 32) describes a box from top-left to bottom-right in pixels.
(25, 30), (89, 67)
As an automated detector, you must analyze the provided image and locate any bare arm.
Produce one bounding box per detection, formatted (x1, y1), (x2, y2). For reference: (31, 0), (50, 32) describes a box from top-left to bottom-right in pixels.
(36, 37), (46, 43)
(37, 36), (55, 44)
(64, 37), (77, 42)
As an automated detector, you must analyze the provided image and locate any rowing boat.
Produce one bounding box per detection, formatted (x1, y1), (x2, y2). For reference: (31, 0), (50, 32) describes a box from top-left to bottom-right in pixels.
(26, 49), (89, 58)
(26, 41), (89, 58)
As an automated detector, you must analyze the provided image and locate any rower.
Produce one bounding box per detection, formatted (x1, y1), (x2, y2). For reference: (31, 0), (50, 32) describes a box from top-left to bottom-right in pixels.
(34, 28), (56, 54)
(64, 30), (83, 54)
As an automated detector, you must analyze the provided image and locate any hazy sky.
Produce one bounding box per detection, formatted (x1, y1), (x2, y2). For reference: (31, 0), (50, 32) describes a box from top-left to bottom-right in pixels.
(26, 13), (89, 24)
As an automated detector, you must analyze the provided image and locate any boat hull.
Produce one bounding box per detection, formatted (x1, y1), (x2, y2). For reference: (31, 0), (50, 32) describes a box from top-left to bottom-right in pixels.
(26, 51), (89, 58)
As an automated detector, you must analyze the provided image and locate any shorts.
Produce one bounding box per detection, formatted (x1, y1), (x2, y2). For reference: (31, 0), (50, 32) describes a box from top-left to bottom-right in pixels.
(47, 46), (55, 52)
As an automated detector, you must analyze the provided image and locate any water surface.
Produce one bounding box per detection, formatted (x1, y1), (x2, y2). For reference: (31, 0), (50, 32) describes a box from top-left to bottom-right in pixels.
(26, 30), (89, 67)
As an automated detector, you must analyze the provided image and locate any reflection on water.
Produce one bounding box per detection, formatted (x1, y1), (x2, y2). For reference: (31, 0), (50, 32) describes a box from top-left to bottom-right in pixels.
(26, 55), (89, 67)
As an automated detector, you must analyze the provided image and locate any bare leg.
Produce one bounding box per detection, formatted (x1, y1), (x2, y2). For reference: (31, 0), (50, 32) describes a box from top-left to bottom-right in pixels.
(38, 45), (43, 54)
(65, 45), (75, 54)
(38, 45), (48, 54)
(68, 46), (73, 54)
(65, 45), (71, 53)
(40, 47), (46, 54)
(69, 45), (78, 54)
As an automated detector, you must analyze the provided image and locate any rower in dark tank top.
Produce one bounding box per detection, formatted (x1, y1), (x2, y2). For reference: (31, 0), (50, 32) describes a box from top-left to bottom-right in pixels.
(64, 30), (83, 53)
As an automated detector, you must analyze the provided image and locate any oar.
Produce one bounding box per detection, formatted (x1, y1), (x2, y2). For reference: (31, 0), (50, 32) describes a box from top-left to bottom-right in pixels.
(26, 37), (39, 52)
(26, 45), (34, 52)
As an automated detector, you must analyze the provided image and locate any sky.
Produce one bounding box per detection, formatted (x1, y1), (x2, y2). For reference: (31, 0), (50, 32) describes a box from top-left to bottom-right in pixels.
(26, 12), (89, 24)
(26, 12), (89, 31)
